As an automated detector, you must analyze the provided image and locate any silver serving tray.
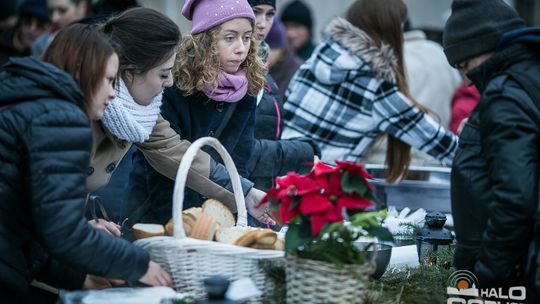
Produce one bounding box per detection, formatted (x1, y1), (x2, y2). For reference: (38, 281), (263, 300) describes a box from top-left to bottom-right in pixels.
(364, 164), (451, 213)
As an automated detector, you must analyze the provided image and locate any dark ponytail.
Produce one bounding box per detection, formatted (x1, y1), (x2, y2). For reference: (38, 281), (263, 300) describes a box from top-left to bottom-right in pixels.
(102, 7), (181, 75)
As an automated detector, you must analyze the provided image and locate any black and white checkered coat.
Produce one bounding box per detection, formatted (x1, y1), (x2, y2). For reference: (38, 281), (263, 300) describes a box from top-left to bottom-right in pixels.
(281, 18), (458, 165)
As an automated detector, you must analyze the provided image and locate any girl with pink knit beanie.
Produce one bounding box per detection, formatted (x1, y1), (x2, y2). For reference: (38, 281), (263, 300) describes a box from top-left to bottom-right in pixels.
(176, 0), (265, 99)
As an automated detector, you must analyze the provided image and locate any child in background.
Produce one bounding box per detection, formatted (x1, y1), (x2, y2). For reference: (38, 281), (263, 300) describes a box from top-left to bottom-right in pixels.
(266, 18), (303, 100)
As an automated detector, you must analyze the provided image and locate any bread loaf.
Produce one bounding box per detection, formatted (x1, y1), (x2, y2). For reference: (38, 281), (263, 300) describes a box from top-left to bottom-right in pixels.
(234, 230), (259, 247)
(133, 223), (165, 239)
(183, 207), (202, 220)
(229, 228), (278, 250)
(190, 213), (218, 240)
(202, 199), (235, 228)
(165, 218), (174, 236)
(215, 226), (252, 244)
(256, 230), (277, 246)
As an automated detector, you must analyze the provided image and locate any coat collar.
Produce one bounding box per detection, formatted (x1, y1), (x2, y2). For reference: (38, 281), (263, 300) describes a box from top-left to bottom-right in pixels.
(467, 43), (532, 92)
(324, 17), (398, 83)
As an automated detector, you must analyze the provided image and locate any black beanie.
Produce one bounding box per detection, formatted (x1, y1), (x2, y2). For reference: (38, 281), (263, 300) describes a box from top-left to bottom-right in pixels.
(281, 0), (312, 31)
(443, 0), (525, 67)
(248, 0), (276, 9)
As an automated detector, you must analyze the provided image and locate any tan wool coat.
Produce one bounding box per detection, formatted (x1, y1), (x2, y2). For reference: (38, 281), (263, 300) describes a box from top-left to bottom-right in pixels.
(85, 114), (238, 211)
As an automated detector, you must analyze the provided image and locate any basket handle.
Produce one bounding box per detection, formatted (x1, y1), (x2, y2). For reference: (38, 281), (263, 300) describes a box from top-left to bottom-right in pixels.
(172, 137), (248, 238)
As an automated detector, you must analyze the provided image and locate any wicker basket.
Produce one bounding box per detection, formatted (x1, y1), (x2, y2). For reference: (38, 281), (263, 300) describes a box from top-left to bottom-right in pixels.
(134, 137), (284, 297)
(285, 256), (373, 304)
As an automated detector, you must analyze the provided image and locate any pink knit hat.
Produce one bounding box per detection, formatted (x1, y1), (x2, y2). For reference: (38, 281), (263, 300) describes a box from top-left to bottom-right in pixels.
(182, 0), (255, 34)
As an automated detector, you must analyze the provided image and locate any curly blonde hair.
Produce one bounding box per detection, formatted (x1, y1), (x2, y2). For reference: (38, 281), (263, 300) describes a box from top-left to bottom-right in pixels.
(174, 24), (265, 97)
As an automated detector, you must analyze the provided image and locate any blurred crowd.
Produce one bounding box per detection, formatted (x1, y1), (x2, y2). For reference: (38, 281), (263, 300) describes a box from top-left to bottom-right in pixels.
(2, 0), (540, 303)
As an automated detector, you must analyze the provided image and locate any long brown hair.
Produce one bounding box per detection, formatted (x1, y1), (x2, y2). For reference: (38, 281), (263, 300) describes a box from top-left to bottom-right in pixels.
(42, 23), (116, 114)
(346, 0), (427, 182)
(174, 25), (265, 97)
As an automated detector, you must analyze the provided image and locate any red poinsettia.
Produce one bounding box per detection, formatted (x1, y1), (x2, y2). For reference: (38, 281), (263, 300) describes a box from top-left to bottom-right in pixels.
(262, 161), (378, 236)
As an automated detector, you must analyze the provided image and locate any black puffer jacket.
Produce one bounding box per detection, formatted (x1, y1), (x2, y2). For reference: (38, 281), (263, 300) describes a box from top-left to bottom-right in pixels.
(451, 29), (540, 296)
(0, 58), (149, 299)
(247, 74), (320, 190)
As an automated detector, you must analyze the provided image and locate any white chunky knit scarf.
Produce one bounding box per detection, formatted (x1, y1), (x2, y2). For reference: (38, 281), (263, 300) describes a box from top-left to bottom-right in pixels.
(101, 78), (163, 143)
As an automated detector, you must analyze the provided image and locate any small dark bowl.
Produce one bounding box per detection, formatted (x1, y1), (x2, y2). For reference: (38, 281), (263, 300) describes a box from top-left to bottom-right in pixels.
(354, 242), (393, 279)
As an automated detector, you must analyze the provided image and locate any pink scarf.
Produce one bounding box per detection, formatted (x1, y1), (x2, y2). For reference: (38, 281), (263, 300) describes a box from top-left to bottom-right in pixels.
(203, 69), (248, 103)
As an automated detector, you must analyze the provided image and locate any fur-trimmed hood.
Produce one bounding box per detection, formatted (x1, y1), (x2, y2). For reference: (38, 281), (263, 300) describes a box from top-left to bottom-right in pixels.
(306, 17), (398, 85)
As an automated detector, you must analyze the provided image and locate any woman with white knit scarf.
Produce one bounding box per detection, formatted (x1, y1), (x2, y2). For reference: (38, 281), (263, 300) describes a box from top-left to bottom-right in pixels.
(86, 7), (274, 236)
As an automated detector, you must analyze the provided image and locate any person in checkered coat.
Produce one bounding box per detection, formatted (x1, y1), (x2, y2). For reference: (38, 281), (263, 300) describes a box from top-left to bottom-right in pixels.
(281, 0), (458, 181)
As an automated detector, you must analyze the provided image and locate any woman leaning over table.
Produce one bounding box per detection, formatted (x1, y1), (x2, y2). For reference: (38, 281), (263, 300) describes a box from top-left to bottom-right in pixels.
(0, 24), (171, 303)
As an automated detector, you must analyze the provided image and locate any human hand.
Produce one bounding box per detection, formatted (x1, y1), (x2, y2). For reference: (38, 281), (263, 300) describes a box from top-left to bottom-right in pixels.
(138, 261), (172, 287)
(245, 188), (276, 226)
(89, 219), (121, 237)
(83, 274), (125, 290)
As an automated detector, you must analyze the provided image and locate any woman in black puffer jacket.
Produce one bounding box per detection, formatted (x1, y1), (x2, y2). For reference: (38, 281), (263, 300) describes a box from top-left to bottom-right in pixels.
(0, 24), (170, 303)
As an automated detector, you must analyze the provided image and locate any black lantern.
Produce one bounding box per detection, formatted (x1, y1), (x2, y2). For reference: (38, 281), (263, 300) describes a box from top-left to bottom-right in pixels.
(415, 211), (454, 264)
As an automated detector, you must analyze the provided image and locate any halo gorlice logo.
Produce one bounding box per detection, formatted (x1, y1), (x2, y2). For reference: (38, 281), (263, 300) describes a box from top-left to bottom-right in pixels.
(446, 270), (526, 304)
(447, 270), (480, 297)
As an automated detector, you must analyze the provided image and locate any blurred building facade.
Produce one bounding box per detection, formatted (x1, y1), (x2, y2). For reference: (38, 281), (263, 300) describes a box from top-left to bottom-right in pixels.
(138, 0), (540, 44)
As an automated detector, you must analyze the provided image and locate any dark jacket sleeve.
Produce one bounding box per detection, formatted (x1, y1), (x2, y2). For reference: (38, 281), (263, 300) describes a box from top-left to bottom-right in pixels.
(247, 138), (319, 178)
(27, 108), (149, 282)
(30, 243), (86, 290)
(474, 91), (539, 286)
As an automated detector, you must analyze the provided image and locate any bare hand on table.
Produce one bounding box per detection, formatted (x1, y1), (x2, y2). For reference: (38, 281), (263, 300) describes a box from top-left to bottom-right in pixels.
(83, 274), (125, 289)
(139, 261), (172, 287)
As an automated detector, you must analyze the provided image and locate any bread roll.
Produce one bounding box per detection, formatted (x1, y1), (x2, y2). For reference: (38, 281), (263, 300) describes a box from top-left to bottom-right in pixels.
(255, 230), (277, 246)
(234, 230), (259, 247)
(252, 243), (276, 250)
(274, 238), (285, 251)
